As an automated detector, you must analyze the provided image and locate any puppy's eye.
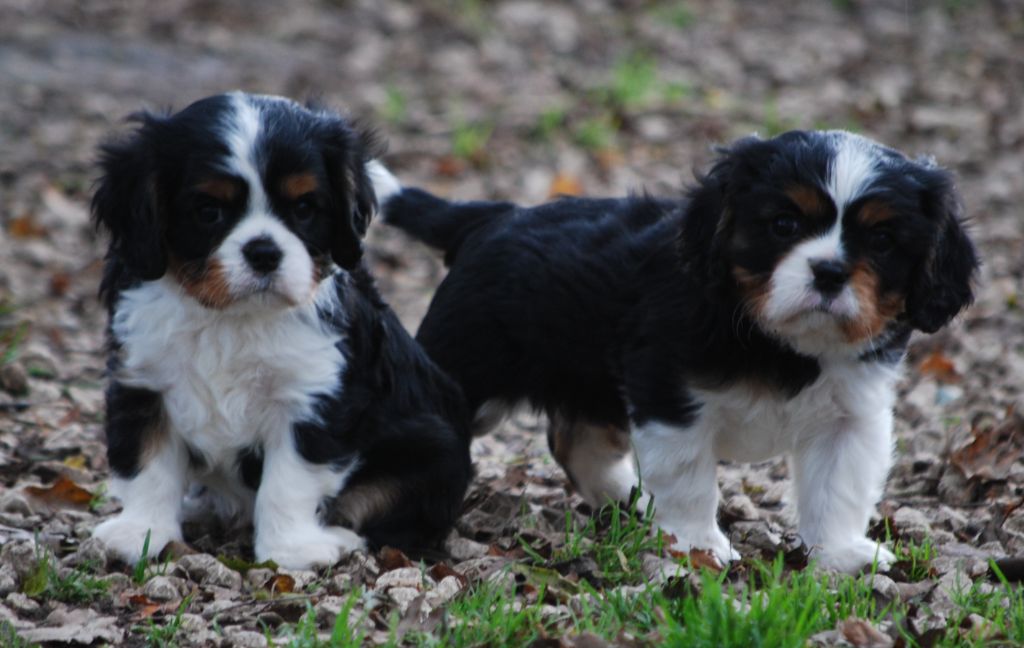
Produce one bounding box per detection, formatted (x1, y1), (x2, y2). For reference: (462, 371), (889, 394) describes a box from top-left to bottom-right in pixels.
(770, 215), (802, 240)
(868, 230), (895, 254)
(196, 206), (224, 226)
(293, 195), (319, 223)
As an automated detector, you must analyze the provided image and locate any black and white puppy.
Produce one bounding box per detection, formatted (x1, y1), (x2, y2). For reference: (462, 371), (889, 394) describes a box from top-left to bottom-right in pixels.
(377, 130), (978, 572)
(91, 92), (472, 569)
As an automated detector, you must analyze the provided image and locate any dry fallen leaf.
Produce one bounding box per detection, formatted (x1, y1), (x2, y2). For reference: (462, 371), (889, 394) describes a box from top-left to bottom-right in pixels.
(547, 172), (583, 198)
(666, 548), (722, 573)
(24, 475), (94, 509)
(8, 213), (48, 238)
(379, 546), (413, 571)
(267, 573), (295, 595)
(918, 351), (960, 383)
(950, 409), (1024, 482)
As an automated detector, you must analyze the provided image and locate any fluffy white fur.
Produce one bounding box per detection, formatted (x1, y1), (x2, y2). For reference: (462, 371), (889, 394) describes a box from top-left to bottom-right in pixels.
(95, 276), (358, 568)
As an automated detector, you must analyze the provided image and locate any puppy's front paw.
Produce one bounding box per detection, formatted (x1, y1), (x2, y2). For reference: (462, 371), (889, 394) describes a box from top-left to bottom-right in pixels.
(660, 521), (740, 567)
(814, 537), (895, 573)
(92, 514), (181, 564)
(255, 525), (365, 569)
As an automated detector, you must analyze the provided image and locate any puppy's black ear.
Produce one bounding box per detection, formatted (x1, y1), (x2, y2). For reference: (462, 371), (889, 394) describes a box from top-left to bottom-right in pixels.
(92, 113), (166, 283)
(679, 136), (762, 292)
(905, 164), (979, 333)
(322, 119), (386, 270)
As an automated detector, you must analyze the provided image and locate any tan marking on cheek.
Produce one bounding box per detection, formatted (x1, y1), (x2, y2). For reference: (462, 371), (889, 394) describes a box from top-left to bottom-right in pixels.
(281, 173), (318, 200)
(785, 185), (826, 217)
(733, 266), (771, 321)
(858, 200), (895, 227)
(170, 257), (235, 309)
(196, 178), (239, 202)
(840, 263), (905, 343)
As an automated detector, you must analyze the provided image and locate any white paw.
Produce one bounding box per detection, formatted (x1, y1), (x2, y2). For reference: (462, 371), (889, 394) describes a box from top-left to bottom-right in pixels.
(660, 521), (740, 567)
(255, 525), (365, 569)
(92, 514), (181, 564)
(813, 537), (895, 573)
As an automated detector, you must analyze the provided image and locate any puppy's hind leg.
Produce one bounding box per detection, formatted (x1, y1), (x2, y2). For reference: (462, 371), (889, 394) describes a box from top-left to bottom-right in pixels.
(548, 413), (639, 508)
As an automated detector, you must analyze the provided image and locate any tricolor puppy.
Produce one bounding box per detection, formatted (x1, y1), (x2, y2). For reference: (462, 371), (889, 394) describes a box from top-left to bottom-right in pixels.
(91, 92), (472, 569)
(378, 130), (978, 571)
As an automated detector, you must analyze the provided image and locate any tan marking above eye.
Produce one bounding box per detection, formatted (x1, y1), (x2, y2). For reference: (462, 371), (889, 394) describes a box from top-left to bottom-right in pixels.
(857, 200), (895, 227)
(784, 185), (828, 217)
(195, 177), (240, 202)
(281, 173), (319, 200)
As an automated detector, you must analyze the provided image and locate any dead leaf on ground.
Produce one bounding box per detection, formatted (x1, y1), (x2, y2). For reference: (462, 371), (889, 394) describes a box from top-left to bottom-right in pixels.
(428, 562), (468, 588)
(667, 548), (722, 573)
(379, 546), (413, 571)
(949, 409), (1024, 482)
(918, 352), (960, 383)
(23, 475), (94, 509)
(8, 213), (48, 238)
(547, 172), (583, 198)
(267, 573), (295, 595)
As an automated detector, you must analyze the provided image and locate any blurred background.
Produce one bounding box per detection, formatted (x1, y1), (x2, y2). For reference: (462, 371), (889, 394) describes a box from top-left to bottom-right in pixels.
(1, 0), (1023, 562)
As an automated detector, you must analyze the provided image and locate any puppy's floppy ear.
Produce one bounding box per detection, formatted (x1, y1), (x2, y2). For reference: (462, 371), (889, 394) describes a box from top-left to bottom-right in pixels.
(679, 136), (762, 292)
(321, 117), (387, 270)
(92, 112), (167, 282)
(904, 162), (979, 333)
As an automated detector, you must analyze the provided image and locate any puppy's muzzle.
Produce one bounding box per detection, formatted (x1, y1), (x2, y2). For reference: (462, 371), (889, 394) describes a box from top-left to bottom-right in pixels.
(242, 237), (283, 275)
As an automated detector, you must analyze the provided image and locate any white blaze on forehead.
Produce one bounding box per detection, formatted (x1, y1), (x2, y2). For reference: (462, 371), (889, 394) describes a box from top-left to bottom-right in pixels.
(222, 92), (269, 214)
(826, 131), (879, 212)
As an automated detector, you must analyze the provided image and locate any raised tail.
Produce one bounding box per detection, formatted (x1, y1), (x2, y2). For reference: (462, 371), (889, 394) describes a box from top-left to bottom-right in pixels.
(368, 160), (512, 263)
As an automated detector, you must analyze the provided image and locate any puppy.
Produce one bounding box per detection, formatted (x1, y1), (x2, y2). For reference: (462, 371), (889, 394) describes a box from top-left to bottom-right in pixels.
(90, 92), (472, 569)
(376, 130), (978, 571)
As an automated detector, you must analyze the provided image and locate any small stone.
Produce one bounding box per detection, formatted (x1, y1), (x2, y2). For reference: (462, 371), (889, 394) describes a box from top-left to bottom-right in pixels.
(388, 586), (422, 614)
(374, 567), (429, 591)
(6, 592), (40, 614)
(176, 554), (242, 590)
(224, 628), (269, 648)
(731, 521), (783, 553)
(0, 363), (29, 396)
(723, 494), (759, 522)
(642, 554), (687, 583)
(0, 540), (41, 581)
(316, 595), (348, 626)
(143, 575), (189, 602)
(277, 568), (318, 591)
(893, 507), (932, 541)
(0, 491), (34, 516)
(444, 535), (489, 561)
(101, 572), (132, 596)
(425, 575), (463, 607)
(63, 537), (109, 571)
(246, 568), (275, 589)
(0, 564), (17, 597)
(871, 574), (899, 602)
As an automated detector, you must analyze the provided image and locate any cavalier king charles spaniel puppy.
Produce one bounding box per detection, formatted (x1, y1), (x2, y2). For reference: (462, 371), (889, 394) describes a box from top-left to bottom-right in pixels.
(376, 130), (978, 571)
(90, 92), (472, 569)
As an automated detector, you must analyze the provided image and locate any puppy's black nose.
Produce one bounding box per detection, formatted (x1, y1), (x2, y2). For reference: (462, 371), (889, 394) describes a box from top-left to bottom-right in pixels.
(242, 237), (283, 274)
(810, 258), (849, 296)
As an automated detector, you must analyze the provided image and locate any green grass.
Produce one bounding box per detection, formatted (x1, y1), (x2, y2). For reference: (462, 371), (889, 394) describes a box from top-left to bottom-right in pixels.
(893, 536), (938, 582)
(533, 106), (567, 143)
(272, 595), (368, 648)
(933, 563), (1024, 647)
(0, 620), (38, 648)
(383, 85), (408, 126)
(573, 116), (617, 151)
(22, 550), (109, 604)
(450, 120), (493, 164)
(135, 595), (191, 648)
(650, 2), (696, 29)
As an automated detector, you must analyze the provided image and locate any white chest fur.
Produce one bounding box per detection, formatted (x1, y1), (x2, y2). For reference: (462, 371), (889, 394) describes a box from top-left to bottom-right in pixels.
(702, 359), (901, 463)
(111, 278), (345, 466)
